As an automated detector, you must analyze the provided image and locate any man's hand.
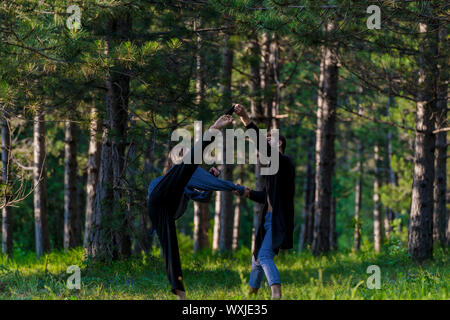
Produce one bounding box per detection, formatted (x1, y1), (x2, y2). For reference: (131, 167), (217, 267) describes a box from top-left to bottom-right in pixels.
(233, 104), (251, 126)
(233, 185), (250, 198)
(209, 167), (220, 177)
(210, 115), (233, 130)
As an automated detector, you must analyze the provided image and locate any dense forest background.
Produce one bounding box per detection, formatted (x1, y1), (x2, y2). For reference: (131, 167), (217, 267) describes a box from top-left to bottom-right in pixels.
(0, 0), (448, 272)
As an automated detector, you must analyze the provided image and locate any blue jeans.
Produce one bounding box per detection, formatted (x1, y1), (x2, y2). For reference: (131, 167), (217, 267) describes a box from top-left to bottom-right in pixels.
(248, 212), (281, 288)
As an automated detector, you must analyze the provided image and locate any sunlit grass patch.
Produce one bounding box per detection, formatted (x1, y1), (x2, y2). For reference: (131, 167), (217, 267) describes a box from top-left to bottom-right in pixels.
(0, 244), (448, 300)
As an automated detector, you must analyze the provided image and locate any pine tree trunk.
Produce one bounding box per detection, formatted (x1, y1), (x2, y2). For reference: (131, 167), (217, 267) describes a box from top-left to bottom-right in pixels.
(126, 129), (139, 255)
(408, 21), (438, 262)
(232, 166), (244, 250)
(307, 167), (315, 248)
(231, 195), (242, 251)
(33, 107), (50, 257)
(373, 144), (382, 253)
(382, 92), (394, 239)
(269, 36), (280, 130)
(260, 32), (273, 129)
(329, 196), (337, 250)
(192, 19), (210, 253)
(87, 14), (132, 260)
(136, 142), (153, 256)
(193, 201), (210, 252)
(219, 164), (234, 251)
(353, 133), (363, 252)
(249, 33), (263, 122)
(300, 141), (315, 251)
(87, 125), (112, 258)
(385, 90), (399, 228)
(195, 18), (204, 106)
(312, 21), (338, 256)
(433, 23), (447, 247)
(64, 120), (79, 249)
(83, 106), (101, 248)
(212, 191), (221, 252)
(383, 207), (392, 240)
(1, 118), (13, 255)
(218, 32), (234, 252)
(137, 135), (154, 253)
(109, 50), (131, 258)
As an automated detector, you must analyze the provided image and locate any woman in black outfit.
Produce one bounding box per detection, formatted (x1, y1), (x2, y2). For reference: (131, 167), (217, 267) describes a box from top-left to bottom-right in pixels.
(147, 115), (233, 299)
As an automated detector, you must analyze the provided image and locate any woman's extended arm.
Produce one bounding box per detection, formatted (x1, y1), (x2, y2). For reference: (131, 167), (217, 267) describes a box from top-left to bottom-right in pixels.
(185, 167), (245, 196)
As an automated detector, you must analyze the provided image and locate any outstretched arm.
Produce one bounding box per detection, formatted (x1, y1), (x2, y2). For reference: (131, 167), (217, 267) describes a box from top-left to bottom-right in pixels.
(149, 115), (233, 203)
(233, 104), (273, 157)
(186, 167), (245, 194)
(233, 104), (252, 127)
(234, 186), (266, 204)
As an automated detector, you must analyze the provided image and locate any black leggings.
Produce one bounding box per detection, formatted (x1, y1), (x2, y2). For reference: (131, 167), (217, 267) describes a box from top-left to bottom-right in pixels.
(147, 162), (198, 294)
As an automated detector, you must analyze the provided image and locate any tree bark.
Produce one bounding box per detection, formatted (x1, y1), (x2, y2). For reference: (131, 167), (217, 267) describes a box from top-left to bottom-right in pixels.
(87, 124), (112, 258)
(231, 195), (242, 251)
(195, 18), (204, 106)
(300, 139), (315, 251)
(86, 14), (132, 260)
(83, 105), (101, 248)
(260, 32), (273, 129)
(385, 89), (398, 230)
(192, 18), (210, 253)
(1, 118), (13, 255)
(218, 32), (234, 252)
(193, 201), (210, 252)
(125, 128), (140, 255)
(33, 107), (50, 257)
(139, 134), (154, 252)
(219, 163), (234, 251)
(353, 135), (363, 252)
(408, 21), (438, 262)
(329, 196), (337, 250)
(433, 22), (448, 247)
(212, 191), (221, 252)
(383, 207), (392, 240)
(373, 144), (383, 253)
(269, 36), (280, 130)
(312, 21), (338, 256)
(249, 33), (263, 122)
(64, 120), (79, 249)
(232, 165), (244, 251)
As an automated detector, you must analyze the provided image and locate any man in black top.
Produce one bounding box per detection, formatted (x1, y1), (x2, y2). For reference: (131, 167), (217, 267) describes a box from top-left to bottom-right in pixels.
(233, 104), (296, 300)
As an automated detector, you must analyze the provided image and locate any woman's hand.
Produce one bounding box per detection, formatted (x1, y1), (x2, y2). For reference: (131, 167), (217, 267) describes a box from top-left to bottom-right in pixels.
(209, 167), (220, 177)
(233, 185), (250, 198)
(210, 115), (233, 130)
(233, 104), (251, 126)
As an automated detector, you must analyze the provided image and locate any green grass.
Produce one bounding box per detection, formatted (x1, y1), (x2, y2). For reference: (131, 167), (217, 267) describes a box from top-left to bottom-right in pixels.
(0, 237), (448, 300)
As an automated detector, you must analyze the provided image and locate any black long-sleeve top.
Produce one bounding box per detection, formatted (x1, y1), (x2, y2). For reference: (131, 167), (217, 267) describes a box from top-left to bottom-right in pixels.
(246, 122), (296, 258)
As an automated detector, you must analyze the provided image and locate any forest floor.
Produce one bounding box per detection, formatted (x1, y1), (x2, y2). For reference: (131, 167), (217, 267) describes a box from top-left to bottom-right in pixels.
(0, 236), (448, 300)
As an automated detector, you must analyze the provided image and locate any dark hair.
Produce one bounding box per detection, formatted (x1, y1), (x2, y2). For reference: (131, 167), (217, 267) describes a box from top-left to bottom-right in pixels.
(279, 134), (287, 153)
